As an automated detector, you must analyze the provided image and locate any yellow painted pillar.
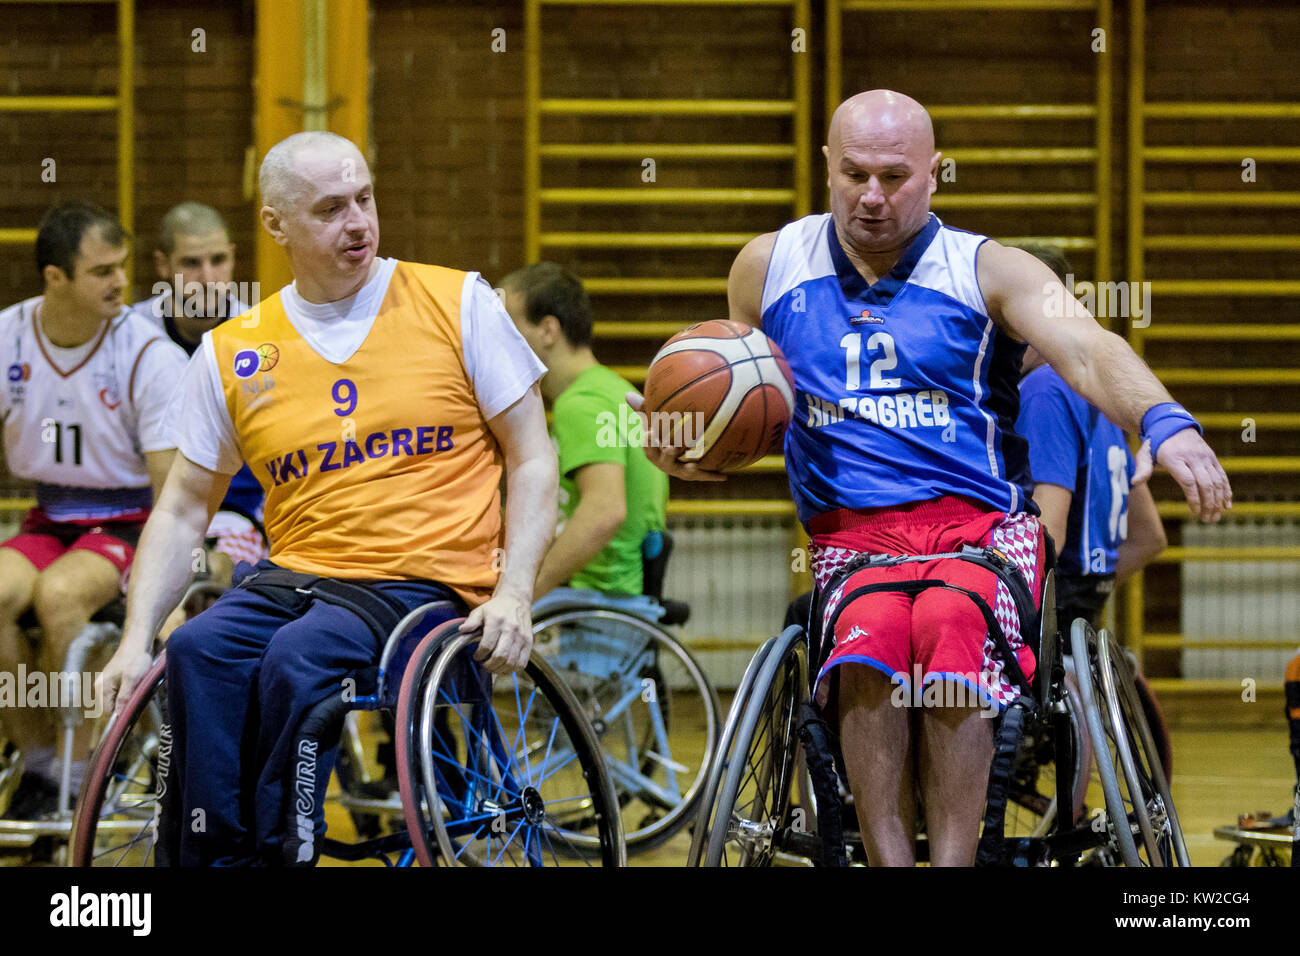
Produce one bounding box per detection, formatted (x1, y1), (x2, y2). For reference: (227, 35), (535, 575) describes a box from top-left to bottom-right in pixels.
(253, 0), (370, 295)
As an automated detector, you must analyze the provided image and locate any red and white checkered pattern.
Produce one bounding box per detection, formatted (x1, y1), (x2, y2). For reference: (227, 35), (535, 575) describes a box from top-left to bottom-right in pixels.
(809, 543), (857, 641)
(984, 511), (1042, 706)
(206, 510), (269, 568)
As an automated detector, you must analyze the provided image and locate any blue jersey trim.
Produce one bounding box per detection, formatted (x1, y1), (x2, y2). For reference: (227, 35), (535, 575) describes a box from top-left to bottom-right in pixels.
(826, 214), (942, 306)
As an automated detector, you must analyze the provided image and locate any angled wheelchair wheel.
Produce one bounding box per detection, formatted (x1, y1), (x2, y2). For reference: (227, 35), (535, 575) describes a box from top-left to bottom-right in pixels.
(70, 654), (167, 867)
(686, 633), (777, 866)
(1070, 620), (1188, 866)
(396, 621), (625, 867)
(697, 625), (807, 867)
(531, 608), (719, 852)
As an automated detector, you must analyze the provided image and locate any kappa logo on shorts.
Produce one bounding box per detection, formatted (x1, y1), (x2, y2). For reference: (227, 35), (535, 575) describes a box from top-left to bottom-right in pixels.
(233, 343), (279, 379)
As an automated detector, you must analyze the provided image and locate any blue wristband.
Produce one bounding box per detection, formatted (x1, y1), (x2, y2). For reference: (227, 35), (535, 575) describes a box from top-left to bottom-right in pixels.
(1140, 402), (1202, 460)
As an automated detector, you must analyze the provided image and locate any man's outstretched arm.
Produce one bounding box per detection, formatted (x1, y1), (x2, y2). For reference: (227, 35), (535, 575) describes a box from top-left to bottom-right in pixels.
(980, 242), (1232, 523)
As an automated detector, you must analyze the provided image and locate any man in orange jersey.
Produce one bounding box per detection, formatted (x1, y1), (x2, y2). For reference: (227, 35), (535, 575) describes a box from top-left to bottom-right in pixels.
(98, 131), (556, 865)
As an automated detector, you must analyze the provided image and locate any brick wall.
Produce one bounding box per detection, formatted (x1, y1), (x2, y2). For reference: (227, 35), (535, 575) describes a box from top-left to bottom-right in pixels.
(0, 1), (254, 495)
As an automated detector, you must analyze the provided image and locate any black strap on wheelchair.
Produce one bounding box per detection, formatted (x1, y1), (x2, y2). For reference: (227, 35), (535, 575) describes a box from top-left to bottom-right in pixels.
(795, 702), (849, 867)
(236, 566), (409, 644)
(974, 695), (1043, 867)
(153, 697), (182, 868)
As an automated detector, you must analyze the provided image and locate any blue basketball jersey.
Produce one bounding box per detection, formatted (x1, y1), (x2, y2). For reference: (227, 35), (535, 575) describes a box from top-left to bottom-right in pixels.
(761, 213), (1032, 525)
(1017, 365), (1133, 578)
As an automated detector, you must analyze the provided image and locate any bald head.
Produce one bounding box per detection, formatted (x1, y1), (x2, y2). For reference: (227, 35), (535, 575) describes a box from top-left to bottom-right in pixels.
(828, 90), (934, 159)
(824, 90), (940, 259)
(259, 131), (367, 211)
(258, 130), (379, 304)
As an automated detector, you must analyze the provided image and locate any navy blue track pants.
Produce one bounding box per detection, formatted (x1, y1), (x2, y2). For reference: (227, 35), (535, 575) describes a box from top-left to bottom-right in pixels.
(162, 560), (462, 866)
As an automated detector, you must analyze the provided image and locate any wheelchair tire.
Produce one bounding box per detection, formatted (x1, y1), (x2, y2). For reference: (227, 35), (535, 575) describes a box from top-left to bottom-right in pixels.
(1070, 620), (1188, 866)
(395, 621), (625, 867)
(700, 625), (807, 867)
(71, 653), (167, 867)
(686, 632), (778, 866)
(531, 607), (720, 852)
(1095, 627), (1188, 865)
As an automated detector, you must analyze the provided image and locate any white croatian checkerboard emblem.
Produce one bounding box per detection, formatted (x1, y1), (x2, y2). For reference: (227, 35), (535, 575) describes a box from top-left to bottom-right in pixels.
(649, 326), (796, 463)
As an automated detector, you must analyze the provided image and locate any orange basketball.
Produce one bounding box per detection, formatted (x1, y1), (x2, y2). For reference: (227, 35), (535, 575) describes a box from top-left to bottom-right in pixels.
(643, 319), (796, 473)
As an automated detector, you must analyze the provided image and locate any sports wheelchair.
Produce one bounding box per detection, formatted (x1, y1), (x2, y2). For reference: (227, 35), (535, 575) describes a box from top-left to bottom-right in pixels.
(528, 531), (720, 852)
(687, 544), (1188, 867)
(70, 572), (626, 867)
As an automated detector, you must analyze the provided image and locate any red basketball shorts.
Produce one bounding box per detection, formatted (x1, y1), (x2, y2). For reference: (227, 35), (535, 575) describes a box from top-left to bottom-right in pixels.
(1, 507), (144, 582)
(808, 496), (1044, 712)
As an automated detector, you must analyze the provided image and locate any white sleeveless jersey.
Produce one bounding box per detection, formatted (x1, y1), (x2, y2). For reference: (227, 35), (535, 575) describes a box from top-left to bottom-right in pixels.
(1, 297), (188, 523)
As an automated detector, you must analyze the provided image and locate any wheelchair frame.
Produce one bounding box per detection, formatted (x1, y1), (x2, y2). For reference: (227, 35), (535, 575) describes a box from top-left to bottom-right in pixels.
(688, 544), (1187, 867)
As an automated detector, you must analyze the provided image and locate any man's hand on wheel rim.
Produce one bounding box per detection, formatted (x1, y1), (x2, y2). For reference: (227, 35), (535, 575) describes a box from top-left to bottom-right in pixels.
(97, 647), (155, 718)
(463, 589), (533, 674)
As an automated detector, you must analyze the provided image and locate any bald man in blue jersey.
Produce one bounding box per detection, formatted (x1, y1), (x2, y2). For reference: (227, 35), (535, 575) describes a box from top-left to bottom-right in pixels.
(644, 90), (1230, 866)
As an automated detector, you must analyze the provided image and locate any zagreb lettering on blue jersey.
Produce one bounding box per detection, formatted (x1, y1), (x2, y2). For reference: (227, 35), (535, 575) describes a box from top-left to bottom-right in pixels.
(265, 425), (455, 488)
(761, 213), (1033, 525)
(1017, 366), (1133, 578)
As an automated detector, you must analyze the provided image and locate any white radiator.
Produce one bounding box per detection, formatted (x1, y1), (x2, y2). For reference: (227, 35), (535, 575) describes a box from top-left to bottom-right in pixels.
(663, 514), (795, 687)
(1181, 520), (1300, 680)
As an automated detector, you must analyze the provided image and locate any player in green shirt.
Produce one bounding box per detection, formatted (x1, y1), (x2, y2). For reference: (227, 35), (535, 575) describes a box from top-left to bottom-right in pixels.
(500, 262), (668, 596)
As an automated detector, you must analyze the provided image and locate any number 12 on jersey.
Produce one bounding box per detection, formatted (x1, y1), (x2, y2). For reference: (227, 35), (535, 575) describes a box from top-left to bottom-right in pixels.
(841, 332), (901, 391)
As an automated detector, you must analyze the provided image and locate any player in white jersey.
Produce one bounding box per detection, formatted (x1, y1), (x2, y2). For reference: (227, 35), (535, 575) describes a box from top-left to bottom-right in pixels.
(0, 202), (186, 817)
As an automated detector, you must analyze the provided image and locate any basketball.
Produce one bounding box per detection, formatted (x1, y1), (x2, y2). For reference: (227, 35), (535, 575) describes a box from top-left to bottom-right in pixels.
(643, 319), (796, 473)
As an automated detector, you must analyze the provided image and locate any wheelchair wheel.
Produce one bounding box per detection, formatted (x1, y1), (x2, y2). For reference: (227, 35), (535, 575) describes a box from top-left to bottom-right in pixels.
(70, 654), (167, 867)
(1070, 620), (1189, 866)
(395, 621), (625, 867)
(1129, 662), (1173, 782)
(686, 632), (776, 866)
(697, 625), (807, 867)
(1005, 669), (1093, 839)
(531, 608), (719, 852)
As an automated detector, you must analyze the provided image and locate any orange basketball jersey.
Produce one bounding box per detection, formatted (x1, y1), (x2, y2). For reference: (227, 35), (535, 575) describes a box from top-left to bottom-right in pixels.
(209, 262), (503, 606)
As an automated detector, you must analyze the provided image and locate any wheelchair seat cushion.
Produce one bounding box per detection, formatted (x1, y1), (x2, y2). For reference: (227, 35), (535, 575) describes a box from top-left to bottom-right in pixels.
(807, 496), (1044, 713)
